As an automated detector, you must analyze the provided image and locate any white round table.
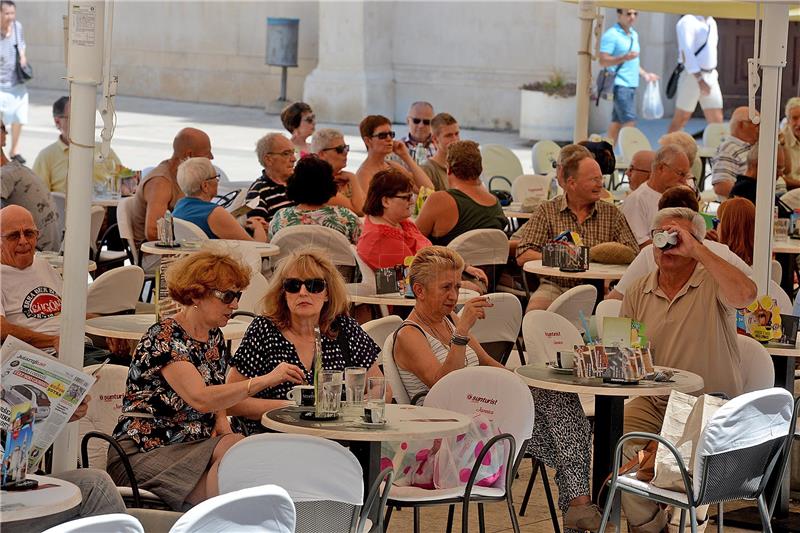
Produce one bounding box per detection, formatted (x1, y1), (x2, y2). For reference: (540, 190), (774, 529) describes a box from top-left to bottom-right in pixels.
(515, 364), (703, 500)
(141, 240), (280, 258)
(523, 259), (628, 281)
(91, 197), (122, 208)
(36, 252), (97, 274)
(85, 313), (251, 341)
(503, 209), (534, 220)
(0, 474), (81, 524)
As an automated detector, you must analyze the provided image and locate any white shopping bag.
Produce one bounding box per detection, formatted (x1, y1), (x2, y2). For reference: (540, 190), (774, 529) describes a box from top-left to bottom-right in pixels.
(642, 80), (664, 120)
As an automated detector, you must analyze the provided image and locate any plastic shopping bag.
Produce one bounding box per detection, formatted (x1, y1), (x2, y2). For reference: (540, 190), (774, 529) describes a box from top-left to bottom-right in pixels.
(641, 80), (664, 120)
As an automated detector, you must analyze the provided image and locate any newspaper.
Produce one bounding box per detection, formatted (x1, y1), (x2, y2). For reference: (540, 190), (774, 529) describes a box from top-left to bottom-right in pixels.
(0, 336), (96, 469)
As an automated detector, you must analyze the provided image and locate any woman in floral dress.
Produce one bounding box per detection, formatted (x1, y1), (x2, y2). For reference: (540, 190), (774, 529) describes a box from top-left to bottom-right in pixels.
(107, 252), (306, 510)
(268, 155), (361, 244)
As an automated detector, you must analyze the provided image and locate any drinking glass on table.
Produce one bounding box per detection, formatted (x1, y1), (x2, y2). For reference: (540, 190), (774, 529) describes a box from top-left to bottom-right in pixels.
(774, 218), (790, 241)
(319, 370), (343, 416)
(344, 367), (367, 405)
(365, 376), (387, 423)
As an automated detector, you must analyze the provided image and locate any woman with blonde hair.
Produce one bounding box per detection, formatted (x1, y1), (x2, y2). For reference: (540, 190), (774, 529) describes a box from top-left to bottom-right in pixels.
(227, 248), (384, 434)
(108, 251), (293, 510)
(717, 197), (756, 265)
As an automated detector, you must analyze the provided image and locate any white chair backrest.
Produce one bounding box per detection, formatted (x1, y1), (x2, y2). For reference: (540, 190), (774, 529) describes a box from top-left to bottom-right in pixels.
(769, 280), (792, 314)
(226, 188), (249, 214)
(271, 225), (357, 269)
(116, 196), (139, 264)
(43, 513), (144, 533)
(547, 285), (598, 330)
(460, 292), (521, 345)
(79, 364), (129, 468)
(424, 367), (535, 467)
(382, 333), (411, 404)
(479, 144), (524, 185)
(218, 434), (363, 504)
(594, 299), (622, 338)
(51, 192), (67, 247)
(169, 485), (295, 533)
(363, 315), (403, 365)
(86, 266), (145, 315)
(89, 205), (106, 254)
(738, 335), (775, 393)
(531, 140), (561, 175)
(347, 248), (377, 296)
(692, 387), (792, 497)
(522, 310), (585, 365)
(447, 229), (509, 267)
(771, 259), (782, 285)
(511, 174), (553, 204)
(239, 271), (269, 315)
(702, 122), (730, 150)
(173, 217), (209, 241)
(619, 126), (652, 164)
(200, 239), (263, 274)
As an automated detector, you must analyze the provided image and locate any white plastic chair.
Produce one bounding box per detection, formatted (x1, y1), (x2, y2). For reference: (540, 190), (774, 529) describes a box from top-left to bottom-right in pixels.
(382, 333), (412, 405)
(89, 205), (106, 256)
(173, 217), (209, 241)
(547, 285), (598, 332)
(511, 174), (554, 204)
(116, 196), (141, 266)
(459, 292), (523, 366)
(738, 335), (775, 393)
(86, 266), (145, 315)
(599, 388), (793, 533)
(771, 259), (782, 285)
(619, 126), (652, 165)
(362, 315), (403, 366)
(531, 140), (560, 175)
(447, 229), (509, 291)
(51, 192), (66, 247)
(42, 513), (144, 533)
(702, 122), (730, 150)
(595, 299), (622, 339)
(169, 485), (295, 533)
(270, 225), (358, 281)
(238, 271), (269, 315)
(385, 366), (535, 533)
(479, 144), (524, 186)
(769, 280), (792, 314)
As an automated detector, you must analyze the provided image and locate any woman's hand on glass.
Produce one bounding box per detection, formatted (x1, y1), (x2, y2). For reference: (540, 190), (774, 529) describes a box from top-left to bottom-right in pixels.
(266, 362), (306, 388)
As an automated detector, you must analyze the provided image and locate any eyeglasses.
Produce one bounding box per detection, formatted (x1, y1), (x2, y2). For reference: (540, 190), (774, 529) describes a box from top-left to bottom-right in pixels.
(1, 229), (39, 242)
(205, 173), (221, 182)
(371, 131), (396, 140)
(410, 118), (431, 126)
(212, 289), (242, 304)
(267, 149), (295, 158)
(627, 165), (650, 174)
(393, 193), (414, 202)
(283, 278), (327, 294)
(663, 163), (693, 180)
(320, 144), (350, 155)
(303, 114), (316, 124)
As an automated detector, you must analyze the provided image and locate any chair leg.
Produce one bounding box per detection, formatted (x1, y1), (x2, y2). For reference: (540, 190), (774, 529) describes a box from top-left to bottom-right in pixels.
(757, 494), (773, 533)
(716, 502), (723, 533)
(539, 462), (561, 533)
(679, 508), (686, 532)
(446, 504), (455, 533)
(519, 457), (539, 516)
(506, 495), (522, 533)
(598, 482), (616, 532)
(516, 338), (527, 366)
(478, 503), (486, 533)
(384, 505), (393, 532)
(413, 506), (421, 533)
(461, 498), (471, 533)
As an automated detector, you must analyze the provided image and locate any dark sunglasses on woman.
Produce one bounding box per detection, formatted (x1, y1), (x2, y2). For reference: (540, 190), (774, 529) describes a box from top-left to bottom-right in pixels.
(283, 278), (327, 294)
(213, 289), (243, 304)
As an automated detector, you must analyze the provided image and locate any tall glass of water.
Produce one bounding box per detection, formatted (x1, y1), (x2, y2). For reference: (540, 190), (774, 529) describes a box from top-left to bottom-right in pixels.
(365, 376), (387, 423)
(320, 370), (343, 416)
(344, 367), (367, 406)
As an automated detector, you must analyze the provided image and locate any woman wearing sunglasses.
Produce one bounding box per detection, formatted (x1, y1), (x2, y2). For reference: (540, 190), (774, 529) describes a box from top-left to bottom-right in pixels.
(356, 114), (433, 194)
(108, 252), (299, 510)
(311, 128), (366, 216)
(227, 249), (385, 435)
(280, 101), (315, 156)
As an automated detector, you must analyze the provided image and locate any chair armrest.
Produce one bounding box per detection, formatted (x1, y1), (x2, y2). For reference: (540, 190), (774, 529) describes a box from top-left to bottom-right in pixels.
(357, 466), (394, 533)
(612, 431), (695, 507)
(410, 391), (427, 406)
(463, 432), (517, 501)
(80, 431), (142, 508)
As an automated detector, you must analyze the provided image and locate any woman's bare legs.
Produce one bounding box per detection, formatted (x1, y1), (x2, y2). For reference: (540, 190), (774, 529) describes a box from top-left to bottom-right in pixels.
(185, 433), (245, 505)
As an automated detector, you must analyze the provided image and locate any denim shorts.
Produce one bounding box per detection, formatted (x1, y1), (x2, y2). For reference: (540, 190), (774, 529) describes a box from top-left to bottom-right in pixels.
(612, 85), (637, 124)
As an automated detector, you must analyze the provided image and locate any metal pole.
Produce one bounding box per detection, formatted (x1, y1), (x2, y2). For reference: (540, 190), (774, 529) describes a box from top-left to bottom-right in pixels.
(574, 0), (597, 143)
(280, 66), (288, 102)
(52, 0), (106, 474)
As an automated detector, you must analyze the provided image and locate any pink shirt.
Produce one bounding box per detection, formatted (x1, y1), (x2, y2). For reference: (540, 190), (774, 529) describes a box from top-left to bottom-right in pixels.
(357, 217), (431, 270)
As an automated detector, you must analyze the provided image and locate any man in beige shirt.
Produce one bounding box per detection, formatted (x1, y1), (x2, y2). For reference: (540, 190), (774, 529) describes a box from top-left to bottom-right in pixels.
(620, 207), (756, 533)
(421, 113), (461, 191)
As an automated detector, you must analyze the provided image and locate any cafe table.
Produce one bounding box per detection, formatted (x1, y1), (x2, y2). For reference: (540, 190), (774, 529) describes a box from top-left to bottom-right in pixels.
(141, 240), (280, 258)
(0, 474), (81, 530)
(771, 238), (800, 297)
(91, 196), (121, 208)
(36, 252), (97, 275)
(514, 364), (703, 502)
(85, 313), (251, 341)
(262, 404), (471, 491)
(523, 260), (627, 281)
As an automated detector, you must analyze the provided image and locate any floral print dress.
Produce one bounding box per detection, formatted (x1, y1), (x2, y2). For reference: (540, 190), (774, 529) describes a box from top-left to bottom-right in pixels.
(268, 205), (362, 244)
(112, 318), (228, 452)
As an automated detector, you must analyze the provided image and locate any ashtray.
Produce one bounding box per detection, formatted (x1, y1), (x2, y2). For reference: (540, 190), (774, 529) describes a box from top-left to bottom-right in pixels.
(300, 411), (339, 421)
(602, 377), (639, 385)
(154, 242), (181, 248)
(559, 267), (587, 273)
(359, 419), (388, 428)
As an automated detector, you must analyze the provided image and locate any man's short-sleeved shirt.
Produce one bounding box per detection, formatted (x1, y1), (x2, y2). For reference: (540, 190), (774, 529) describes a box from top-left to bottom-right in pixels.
(0, 161), (61, 252)
(621, 182), (661, 244)
(516, 194), (639, 288)
(32, 139), (122, 193)
(711, 136), (750, 185)
(621, 264), (743, 398)
(245, 170), (296, 221)
(0, 256), (63, 337)
(599, 23), (640, 88)
(420, 159), (449, 191)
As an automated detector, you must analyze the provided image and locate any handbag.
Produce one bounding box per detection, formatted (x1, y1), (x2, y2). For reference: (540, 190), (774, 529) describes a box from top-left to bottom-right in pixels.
(488, 176), (513, 207)
(594, 35), (633, 106)
(13, 22), (32, 83)
(666, 26), (710, 99)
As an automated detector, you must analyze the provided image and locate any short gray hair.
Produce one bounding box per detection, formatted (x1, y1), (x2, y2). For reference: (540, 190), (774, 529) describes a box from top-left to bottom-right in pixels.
(255, 132), (288, 166)
(658, 132), (697, 163)
(177, 157), (215, 196)
(786, 97), (800, 118)
(651, 207), (706, 241)
(653, 144), (688, 172)
(310, 128), (344, 154)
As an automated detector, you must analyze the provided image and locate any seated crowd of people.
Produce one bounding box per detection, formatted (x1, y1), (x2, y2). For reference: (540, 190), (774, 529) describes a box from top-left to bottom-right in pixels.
(1, 94), (798, 533)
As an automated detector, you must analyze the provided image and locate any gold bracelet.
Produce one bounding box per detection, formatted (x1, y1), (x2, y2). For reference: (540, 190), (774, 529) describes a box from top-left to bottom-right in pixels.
(247, 378), (252, 395)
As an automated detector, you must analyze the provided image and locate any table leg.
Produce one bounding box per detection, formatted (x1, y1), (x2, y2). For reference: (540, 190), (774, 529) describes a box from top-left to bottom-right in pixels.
(592, 396), (624, 504)
(349, 440), (382, 525)
(777, 253), (796, 300)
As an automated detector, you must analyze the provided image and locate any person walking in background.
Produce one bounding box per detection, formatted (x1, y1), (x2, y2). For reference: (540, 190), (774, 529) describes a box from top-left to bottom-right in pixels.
(0, 0), (28, 163)
(598, 8), (659, 146)
(667, 15), (723, 133)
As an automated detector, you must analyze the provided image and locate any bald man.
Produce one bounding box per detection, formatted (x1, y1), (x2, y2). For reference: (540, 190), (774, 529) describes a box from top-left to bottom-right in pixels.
(130, 127), (214, 245)
(711, 106), (760, 198)
(626, 150), (655, 191)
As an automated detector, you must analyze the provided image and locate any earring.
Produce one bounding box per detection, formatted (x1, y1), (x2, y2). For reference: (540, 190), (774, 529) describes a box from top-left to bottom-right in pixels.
(192, 305), (199, 309)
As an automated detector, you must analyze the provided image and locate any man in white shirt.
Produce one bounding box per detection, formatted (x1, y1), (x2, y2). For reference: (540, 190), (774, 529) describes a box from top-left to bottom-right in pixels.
(668, 15), (723, 133)
(622, 145), (691, 245)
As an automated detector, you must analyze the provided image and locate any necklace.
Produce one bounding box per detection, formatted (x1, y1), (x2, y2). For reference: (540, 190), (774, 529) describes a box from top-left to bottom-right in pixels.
(412, 310), (451, 346)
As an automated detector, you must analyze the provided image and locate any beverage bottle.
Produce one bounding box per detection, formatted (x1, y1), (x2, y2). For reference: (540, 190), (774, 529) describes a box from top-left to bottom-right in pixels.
(313, 326), (324, 416)
(164, 210), (174, 245)
(549, 174), (559, 200)
(415, 141), (428, 166)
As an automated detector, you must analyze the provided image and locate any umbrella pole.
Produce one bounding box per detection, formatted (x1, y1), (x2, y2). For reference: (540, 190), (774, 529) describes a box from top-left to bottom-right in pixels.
(574, 0), (597, 143)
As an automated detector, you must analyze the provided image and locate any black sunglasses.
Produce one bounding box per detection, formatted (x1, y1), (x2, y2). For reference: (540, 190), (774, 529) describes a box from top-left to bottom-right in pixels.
(213, 289), (242, 304)
(321, 144), (350, 155)
(372, 131), (396, 140)
(283, 278), (327, 294)
(410, 118), (431, 125)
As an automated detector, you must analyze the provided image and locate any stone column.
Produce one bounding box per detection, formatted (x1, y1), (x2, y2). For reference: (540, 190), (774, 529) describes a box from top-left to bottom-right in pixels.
(303, 1), (395, 123)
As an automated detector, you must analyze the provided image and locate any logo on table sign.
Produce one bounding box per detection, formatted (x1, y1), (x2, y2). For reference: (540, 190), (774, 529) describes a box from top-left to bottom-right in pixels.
(22, 287), (61, 319)
(466, 393), (498, 405)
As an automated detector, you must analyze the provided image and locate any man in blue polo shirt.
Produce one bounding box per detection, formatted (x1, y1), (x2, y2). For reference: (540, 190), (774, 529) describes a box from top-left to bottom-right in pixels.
(599, 8), (659, 145)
